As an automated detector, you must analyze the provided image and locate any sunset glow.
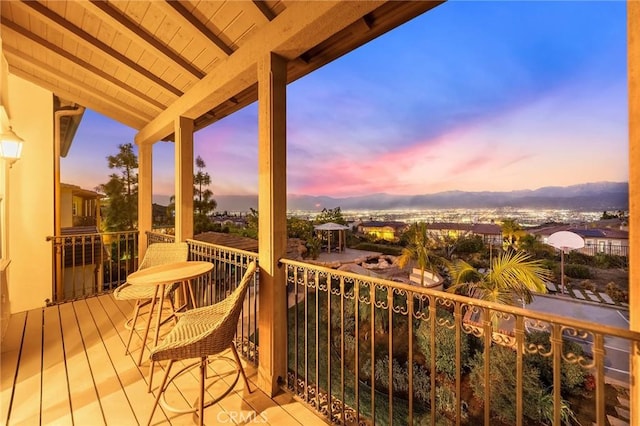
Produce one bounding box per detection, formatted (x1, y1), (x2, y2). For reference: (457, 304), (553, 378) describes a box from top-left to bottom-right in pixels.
(61, 1), (627, 203)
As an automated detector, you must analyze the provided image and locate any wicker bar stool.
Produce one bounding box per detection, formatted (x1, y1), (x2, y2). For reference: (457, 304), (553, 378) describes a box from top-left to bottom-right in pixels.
(147, 261), (256, 426)
(113, 242), (189, 363)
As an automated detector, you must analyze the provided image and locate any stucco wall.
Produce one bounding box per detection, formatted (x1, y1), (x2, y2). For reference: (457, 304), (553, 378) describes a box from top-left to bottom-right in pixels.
(6, 74), (54, 312)
(60, 188), (73, 228)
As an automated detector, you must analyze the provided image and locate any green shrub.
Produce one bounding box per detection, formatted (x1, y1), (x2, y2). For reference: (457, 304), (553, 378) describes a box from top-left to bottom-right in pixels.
(469, 345), (546, 424)
(526, 332), (586, 396)
(566, 251), (591, 265)
(353, 242), (402, 256)
(470, 340), (582, 424)
(415, 309), (469, 379)
(593, 253), (626, 269)
(366, 356), (431, 403)
(563, 264), (591, 279)
(456, 235), (484, 254)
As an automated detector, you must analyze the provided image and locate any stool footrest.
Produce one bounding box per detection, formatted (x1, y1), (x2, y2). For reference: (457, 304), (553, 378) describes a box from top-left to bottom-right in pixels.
(158, 357), (241, 415)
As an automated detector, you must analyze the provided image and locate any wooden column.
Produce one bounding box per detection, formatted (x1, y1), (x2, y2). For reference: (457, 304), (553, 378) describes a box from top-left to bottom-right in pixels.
(174, 116), (194, 242)
(137, 143), (153, 260)
(628, 1), (639, 423)
(257, 52), (287, 396)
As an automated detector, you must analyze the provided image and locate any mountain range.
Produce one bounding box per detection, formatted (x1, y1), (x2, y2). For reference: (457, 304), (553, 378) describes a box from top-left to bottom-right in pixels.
(209, 181), (628, 212)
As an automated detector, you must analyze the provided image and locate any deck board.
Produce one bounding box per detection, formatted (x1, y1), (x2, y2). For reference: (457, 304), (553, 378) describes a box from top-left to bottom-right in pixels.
(74, 298), (139, 425)
(88, 295), (170, 425)
(41, 306), (73, 425)
(1, 294), (327, 426)
(59, 301), (105, 425)
(0, 311), (26, 425)
(9, 309), (43, 426)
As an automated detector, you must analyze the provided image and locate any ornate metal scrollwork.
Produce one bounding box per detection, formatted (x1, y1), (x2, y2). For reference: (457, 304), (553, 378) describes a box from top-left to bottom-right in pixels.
(460, 304), (483, 337)
(372, 283), (389, 309)
(391, 287), (409, 315)
(412, 293), (430, 321)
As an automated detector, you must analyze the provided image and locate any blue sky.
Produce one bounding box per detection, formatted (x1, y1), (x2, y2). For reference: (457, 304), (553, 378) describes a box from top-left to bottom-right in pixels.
(61, 1), (628, 203)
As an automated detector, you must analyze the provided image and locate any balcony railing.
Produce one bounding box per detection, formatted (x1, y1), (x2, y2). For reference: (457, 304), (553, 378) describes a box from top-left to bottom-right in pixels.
(146, 231), (259, 365)
(47, 230), (139, 304)
(579, 242), (629, 258)
(186, 237), (259, 365)
(282, 258), (639, 425)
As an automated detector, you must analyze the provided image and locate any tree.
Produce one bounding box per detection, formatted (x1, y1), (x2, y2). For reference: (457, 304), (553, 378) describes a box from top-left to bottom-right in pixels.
(166, 156), (218, 234)
(193, 156), (217, 234)
(397, 222), (439, 286)
(447, 250), (550, 306)
(314, 207), (346, 225)
(98, 143), (138, 231)
(500, 218), (525, 250)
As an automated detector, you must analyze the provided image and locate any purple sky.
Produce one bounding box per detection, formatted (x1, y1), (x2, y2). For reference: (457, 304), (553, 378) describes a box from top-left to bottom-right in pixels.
(61, 1), (628, 204)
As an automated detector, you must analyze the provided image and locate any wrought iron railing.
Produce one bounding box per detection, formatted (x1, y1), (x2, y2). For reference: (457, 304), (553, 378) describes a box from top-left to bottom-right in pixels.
(47, 230), (139, 304)
(186, 238), (259, 366)
(146, 231), (259, 365)
(579, 242), (629, 258)
(281, 258), (639, 426)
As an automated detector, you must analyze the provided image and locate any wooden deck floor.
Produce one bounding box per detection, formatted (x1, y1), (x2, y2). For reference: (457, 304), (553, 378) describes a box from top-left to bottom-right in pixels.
(1, 294), (328, 426)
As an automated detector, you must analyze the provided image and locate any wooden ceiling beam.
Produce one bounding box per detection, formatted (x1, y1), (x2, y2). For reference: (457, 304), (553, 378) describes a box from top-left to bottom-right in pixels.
(159, 1), (234, 56)
(252, 1), (276, 22)
(4, 46), (153, 124)
(84, 0), (205, 80)
(15, 0), (183, 98)
(8, 65), (145, 130)
(136, 1), (386, 145)
(1, 20), (165, 113)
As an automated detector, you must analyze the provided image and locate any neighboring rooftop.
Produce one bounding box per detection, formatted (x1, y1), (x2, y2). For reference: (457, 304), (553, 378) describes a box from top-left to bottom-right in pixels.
(194, 232), (258, 253)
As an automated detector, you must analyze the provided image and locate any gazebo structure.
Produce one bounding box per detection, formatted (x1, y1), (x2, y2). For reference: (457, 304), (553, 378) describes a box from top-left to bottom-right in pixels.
(314, 222), (350, 253)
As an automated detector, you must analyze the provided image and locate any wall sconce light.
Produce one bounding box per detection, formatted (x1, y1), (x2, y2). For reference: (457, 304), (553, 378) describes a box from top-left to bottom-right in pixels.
(0, 126), (24, 164)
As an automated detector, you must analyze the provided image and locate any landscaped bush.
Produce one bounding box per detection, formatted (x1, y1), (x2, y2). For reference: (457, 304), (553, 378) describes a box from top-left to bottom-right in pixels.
(566, 251), (591, 265)
(605, 282), (628, 303)
(580, 279), (596, 292)
(469, 344), (579, 425)
(593, 253), (626, 269)
(456, 235), (485, 254)
(353, 242), (402, 256)
(563, 264), (592, 279)
(469, 345), (547, 424)
(365, 356), (431, 403)
(526, 332), (587, 396)
(415, 309), (469, 379)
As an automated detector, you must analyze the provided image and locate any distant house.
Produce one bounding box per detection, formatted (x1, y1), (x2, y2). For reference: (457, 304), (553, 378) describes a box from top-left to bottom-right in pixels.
(358, 221), (409, 241)
(529, 224), (629, 257)
(56, 184), (105, 300)
(60, 183), (101, 228)
(426, 222), (502, 245)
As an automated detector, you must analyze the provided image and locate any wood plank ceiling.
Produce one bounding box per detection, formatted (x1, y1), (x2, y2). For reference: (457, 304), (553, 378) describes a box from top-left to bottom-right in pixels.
(1, 1), (443, 142)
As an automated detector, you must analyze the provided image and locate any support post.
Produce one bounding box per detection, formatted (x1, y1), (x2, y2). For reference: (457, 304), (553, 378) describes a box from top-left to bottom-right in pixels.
(137, 143), (153, 260)
(628, 2), (639, 423)
(257, 52), (287, 396)
(174, 117), (194, 242)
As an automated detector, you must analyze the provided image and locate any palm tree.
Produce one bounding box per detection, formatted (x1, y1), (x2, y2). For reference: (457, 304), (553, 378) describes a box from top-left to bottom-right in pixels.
(447, 250), (550, 306)
(500, 218), (525, 251)
(398, 222), (439, 286)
